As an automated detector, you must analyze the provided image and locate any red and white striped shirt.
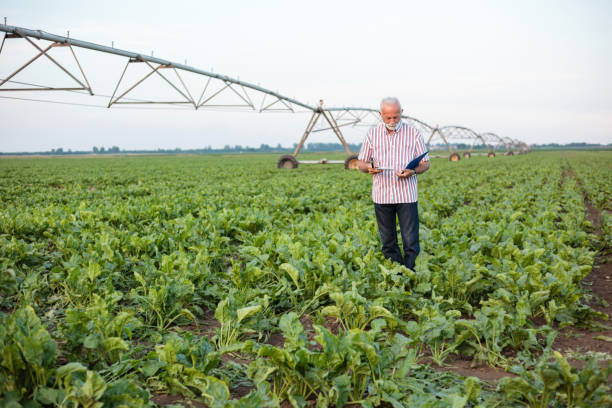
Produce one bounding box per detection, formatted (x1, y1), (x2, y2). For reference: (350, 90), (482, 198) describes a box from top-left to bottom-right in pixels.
(358, 121), (429, 204)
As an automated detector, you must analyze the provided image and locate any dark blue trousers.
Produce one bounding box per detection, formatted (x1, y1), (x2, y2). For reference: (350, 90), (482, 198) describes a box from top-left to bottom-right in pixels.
(374, 202), (420, 270)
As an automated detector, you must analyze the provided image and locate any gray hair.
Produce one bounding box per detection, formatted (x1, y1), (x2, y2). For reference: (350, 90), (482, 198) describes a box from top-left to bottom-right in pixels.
(380, 97), (401, 110)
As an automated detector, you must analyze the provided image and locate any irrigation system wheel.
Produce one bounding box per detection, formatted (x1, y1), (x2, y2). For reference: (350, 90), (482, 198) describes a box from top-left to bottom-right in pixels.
(344, 154), (360, 170)
(488, 152), (496, 158)
(449, 153), (461, 162)
(277, 155), (299, 169)
(463, 151), (471, 159)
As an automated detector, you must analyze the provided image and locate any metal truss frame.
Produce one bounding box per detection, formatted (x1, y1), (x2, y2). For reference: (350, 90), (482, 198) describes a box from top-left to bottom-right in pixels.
(0, 24), (311, 111)
(107, 57), (195, 107)
(426, 126), (491, 154)
(0, 29), (92, 94)
(259, 92), (294, 112)
(198, 77), (256, 110)
(311, 109), (380, 133)
(293, 102), (353, 156)
(0, 24), (530, 164)
(480, 132), (512, 152)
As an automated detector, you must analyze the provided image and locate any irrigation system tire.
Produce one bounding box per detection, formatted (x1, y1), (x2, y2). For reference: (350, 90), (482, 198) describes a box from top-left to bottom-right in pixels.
(449, 153), (461, 162)
(344, 154), (360, 170)
(488, 152), (496, 158)
(463, 151), (471, 159)
(277, 155), (298, 169)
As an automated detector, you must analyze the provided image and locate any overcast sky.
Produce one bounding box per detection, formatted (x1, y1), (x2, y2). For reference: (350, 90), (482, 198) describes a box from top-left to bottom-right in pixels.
(1, 0), (611, 152)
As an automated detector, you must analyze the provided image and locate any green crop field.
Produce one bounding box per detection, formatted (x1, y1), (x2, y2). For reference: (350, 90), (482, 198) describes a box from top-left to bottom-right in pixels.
(1, 151), (611, 407)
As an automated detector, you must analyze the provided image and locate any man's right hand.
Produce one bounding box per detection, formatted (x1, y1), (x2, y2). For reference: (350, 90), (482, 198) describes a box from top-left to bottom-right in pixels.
(358, 160), (381, 174)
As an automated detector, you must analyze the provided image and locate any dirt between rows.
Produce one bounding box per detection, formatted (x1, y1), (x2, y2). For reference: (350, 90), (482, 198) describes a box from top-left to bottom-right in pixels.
(557, 165), (612, 364)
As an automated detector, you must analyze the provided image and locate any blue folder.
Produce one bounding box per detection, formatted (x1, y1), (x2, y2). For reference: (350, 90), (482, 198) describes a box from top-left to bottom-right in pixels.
(405, 151), (429, 169)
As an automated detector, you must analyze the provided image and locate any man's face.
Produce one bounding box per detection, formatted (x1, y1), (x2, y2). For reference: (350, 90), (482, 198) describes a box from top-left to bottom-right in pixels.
(380, 103), (402, 127)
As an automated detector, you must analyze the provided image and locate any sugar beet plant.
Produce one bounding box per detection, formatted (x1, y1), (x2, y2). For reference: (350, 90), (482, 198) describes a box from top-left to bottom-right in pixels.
(1, 151), (611, 406)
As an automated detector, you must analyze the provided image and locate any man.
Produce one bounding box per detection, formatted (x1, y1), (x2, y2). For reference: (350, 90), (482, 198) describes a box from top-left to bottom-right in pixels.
(357, 97), (430, 270)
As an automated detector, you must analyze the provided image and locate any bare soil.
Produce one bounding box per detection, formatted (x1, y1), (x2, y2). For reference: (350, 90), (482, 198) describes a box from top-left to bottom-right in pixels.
(174, 308), (219, 341)
(425, 356), (514, 384)
(556, 163), (612, 366)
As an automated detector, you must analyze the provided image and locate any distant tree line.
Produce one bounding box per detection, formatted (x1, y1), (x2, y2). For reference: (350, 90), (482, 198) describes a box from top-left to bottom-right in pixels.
(92, 146), (120, 153)
(0, 142), (359, 156)
(529, 142), (612, 149)
(1, 141), (610, 156)
(303, 142), (363, 152)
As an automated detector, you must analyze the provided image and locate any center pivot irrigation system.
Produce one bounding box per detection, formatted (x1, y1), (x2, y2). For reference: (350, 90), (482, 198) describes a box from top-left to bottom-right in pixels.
(0, 23), (530, 168)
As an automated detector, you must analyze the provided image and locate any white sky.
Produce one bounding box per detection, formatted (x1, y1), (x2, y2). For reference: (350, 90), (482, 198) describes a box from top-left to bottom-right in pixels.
(0, 0), (611, 152)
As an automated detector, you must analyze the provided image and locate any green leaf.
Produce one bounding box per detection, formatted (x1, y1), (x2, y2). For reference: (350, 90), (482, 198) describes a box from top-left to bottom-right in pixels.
(101, 337), (129, 354)
(214, 298), (230, 324)
(201, 376), (230, 408)
(230, 383), (278, 408)
(236, 305), (262, 324)
(444, 394), (468, 408)
(280, 263), (300, 288)
(247, 358), (278, 384)
(82, 370), (107, 401)
(593, 335), (612, 342)
(288, 395), (308, 408)
(320, 306), (340, 318)
(83, 333), (101, 349)
(463, 377), (481, 402)
(56, 362), (88, 377)
(141, 359), (165, 377)
(34, 386), (63, 405)
(279, 312), (306, 350)
(331, 375), (350, 407)
(369, 305), (393, 319)
(133, 271), (146, 287)
(540, 367), (562, 391)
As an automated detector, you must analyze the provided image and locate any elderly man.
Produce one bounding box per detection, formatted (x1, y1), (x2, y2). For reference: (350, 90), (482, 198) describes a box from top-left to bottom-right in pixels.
(357, 97), (430, 270)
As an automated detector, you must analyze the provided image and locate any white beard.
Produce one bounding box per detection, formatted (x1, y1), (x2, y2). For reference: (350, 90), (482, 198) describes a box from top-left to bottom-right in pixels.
(385, 121), (400, 131)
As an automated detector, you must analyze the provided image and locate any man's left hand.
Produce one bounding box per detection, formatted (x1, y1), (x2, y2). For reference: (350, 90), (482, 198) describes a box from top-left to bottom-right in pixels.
(395, 169), (416, 178)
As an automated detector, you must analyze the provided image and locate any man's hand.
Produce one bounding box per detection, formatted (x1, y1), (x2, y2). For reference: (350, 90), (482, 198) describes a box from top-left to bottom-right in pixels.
(358, 160), (382, 174)
(395, 169), (416, 178)
(413, 158), (430, 175)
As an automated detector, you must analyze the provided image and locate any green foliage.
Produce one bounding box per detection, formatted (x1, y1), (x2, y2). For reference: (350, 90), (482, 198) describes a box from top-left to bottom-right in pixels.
(247, 312), (418, 406)
(0, 306), (57, 401)
(61, 294), (141, 365)
(1, 151), (611, 405)
(130, 255), (197, 330)
(413, 302), (461, 366)
(320, 286), (395, 331)
(213, 290), (268, 347)
(0, 267), (19, 309)
(499, 351), (612, 407)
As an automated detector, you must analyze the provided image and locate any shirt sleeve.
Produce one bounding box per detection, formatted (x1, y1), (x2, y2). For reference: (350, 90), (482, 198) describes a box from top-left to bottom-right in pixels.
(357, 130), (373, 162)
(413, 129), (430, 162)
